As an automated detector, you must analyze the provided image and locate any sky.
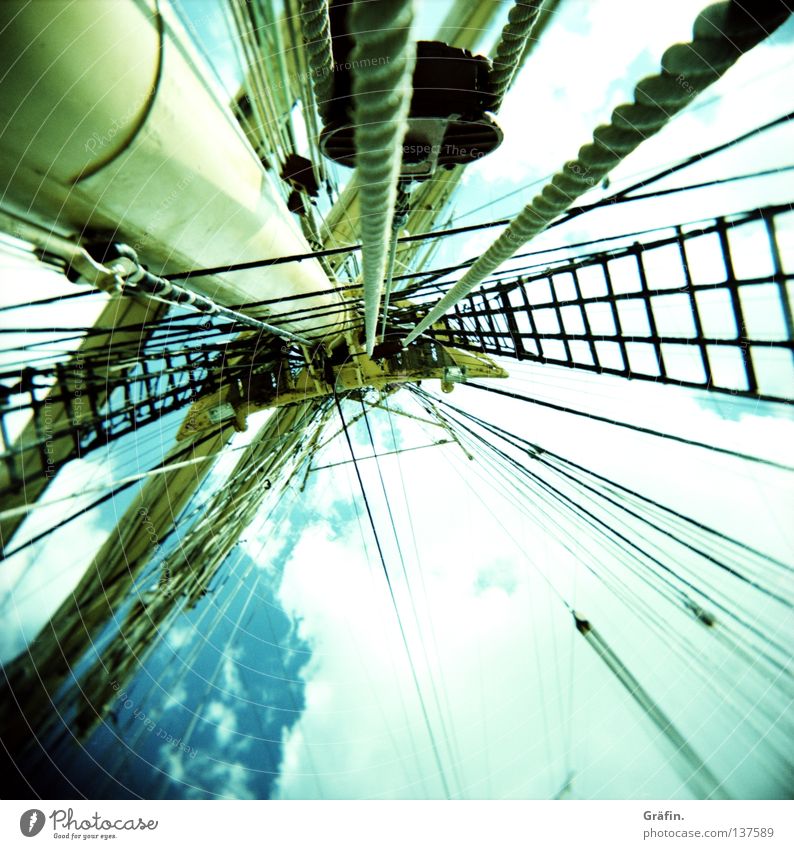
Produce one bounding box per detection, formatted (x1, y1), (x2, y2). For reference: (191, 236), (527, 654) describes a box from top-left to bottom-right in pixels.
(0, 0), (792, 800)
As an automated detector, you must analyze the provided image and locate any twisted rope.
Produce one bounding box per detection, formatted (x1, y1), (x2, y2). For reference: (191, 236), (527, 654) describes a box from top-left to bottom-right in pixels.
(301, 0), (335, 123)
(404, 0), (791, 346)
(490, 1), (543, 108)
(111, 247), (312, 345)
(350, 0), (416, 354)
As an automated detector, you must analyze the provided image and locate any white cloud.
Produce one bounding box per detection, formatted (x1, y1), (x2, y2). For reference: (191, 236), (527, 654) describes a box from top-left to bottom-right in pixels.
(267, 375), (793, 799)
(205, 699), (239, 746)
(161, 681), (188, 712)
(165, 624), (194, 652)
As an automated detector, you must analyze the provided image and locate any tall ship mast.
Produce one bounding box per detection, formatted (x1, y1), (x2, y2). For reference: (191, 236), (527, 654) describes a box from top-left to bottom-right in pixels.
(0, 0), (792, 800)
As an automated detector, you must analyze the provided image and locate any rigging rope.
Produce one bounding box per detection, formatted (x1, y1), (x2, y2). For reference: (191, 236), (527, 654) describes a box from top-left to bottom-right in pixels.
(300, 0), (335, 123)
(332, 392), (452, 798)
(358, 399), (467, 798)
(111, 248), (313, 346)
(585, 110), (794, 206)
(380, 396), (470, 788)
(431, 393), (793, 577)
(348, 0), (416, 355)
(418, 386), (794, 670)
(0, 447), (248, 522)
(465, 383), (794, 472)
(0, 289), (101, 313)
(0, 426), (230, 561)
(572, 613), (730, 799)
(420, 388), (794, 692)
(403, 0), (793, 345)
(489, 1), (543, 108)
(381, 185), (411, 338)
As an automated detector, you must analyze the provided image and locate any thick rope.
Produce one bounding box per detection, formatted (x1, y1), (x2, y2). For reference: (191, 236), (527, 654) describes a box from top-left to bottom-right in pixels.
(404, 0), (791, 346)
(109, 247), (313, 345)
(381, 184), (411, 338)
(350, 0), (416, 354)
(301, 0), (335, 124)
(489, 1), (543, 108)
